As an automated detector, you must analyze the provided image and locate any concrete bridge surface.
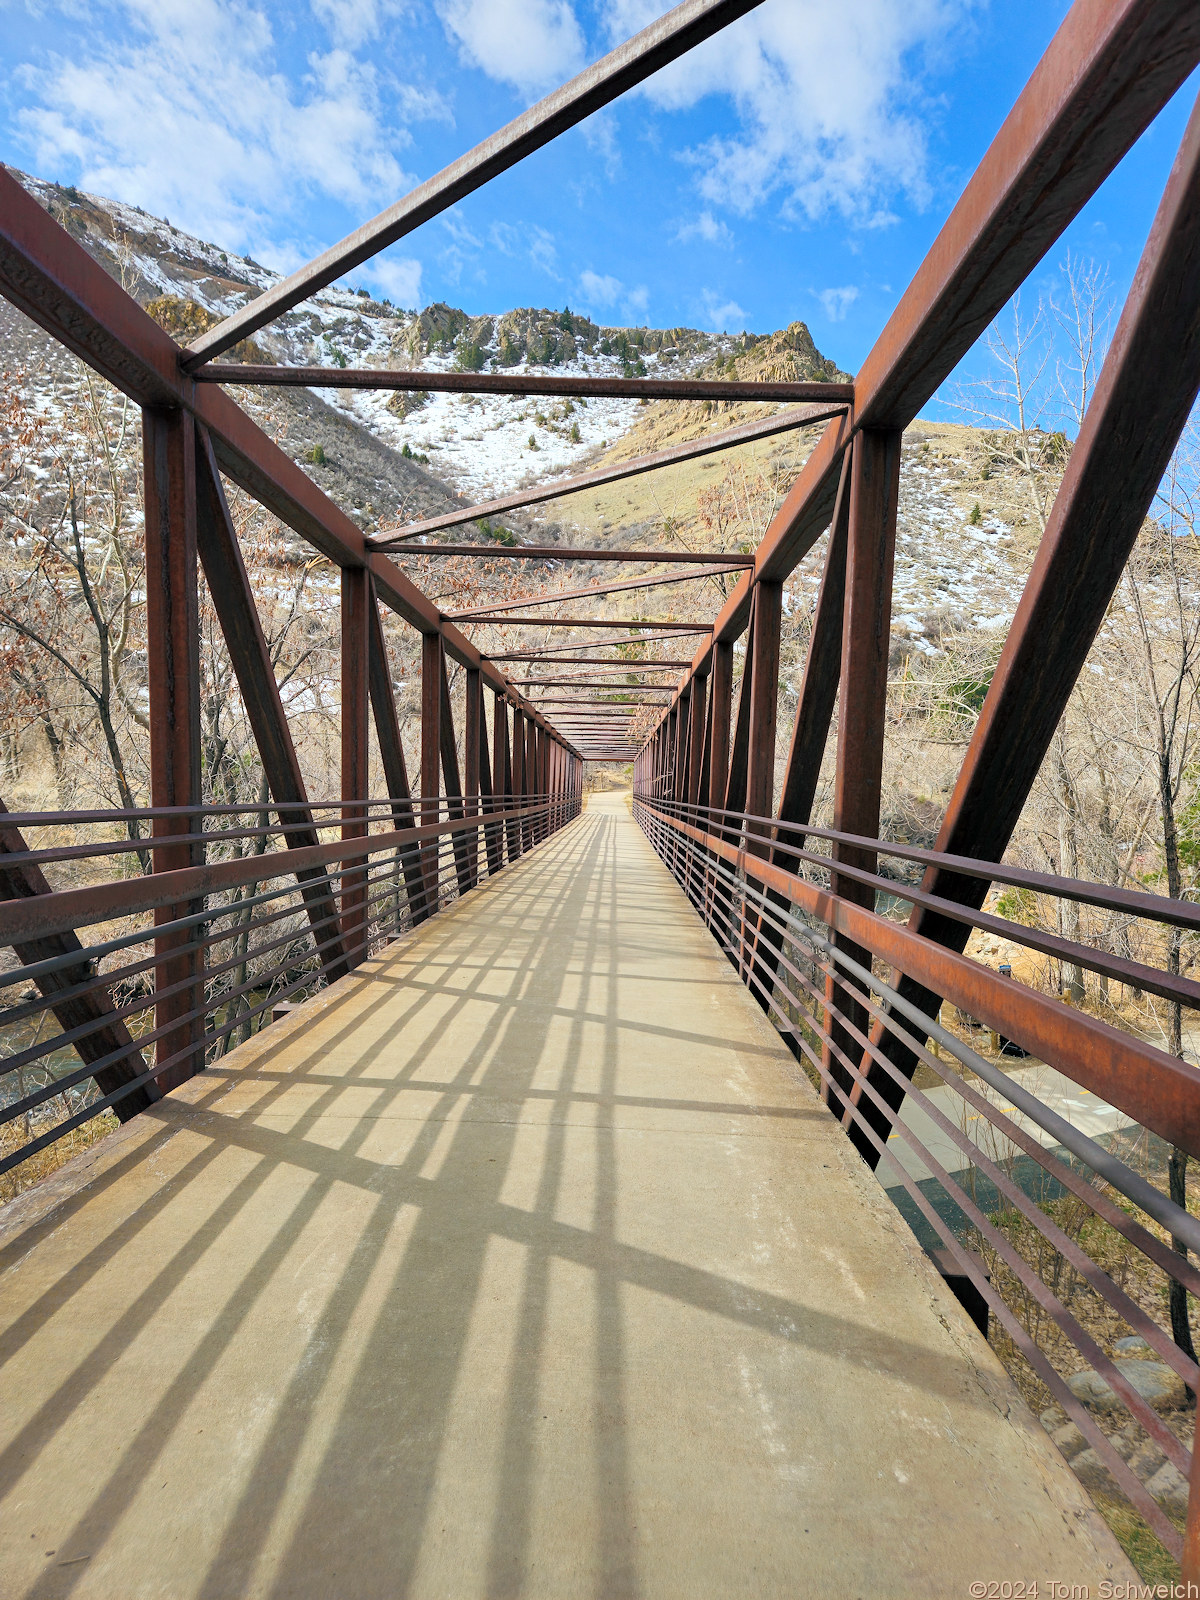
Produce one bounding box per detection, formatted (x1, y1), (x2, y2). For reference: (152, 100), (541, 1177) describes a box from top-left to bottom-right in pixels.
(0, 793), (1133, 1598)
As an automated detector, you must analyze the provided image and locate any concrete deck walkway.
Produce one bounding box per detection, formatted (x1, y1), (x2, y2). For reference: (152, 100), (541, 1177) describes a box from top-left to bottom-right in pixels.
(0, 793), (1132, 1598)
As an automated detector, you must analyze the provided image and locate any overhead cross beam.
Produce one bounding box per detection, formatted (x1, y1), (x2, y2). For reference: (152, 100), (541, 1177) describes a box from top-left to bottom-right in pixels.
(466, 617), (714, 631)
(487, 635), (705, 656)
(394, 542), (750, 564)
(195, 366), (854, 405)
(0, 167), (577, 762)
(370, 403), (844, 550)
(447, 564), (723, 619)
(180, 0), (771, 367)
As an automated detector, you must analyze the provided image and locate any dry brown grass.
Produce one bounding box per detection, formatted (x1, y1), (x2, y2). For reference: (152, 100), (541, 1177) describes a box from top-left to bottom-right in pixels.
(0, 1109), (117, 1207)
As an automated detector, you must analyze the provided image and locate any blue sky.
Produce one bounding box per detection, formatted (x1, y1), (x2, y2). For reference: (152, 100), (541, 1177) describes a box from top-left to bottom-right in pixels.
(2, 0), (1196, 404)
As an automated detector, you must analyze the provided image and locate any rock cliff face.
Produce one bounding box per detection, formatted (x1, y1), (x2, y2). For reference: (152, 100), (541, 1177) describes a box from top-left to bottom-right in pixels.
(5, 170), (851, 508)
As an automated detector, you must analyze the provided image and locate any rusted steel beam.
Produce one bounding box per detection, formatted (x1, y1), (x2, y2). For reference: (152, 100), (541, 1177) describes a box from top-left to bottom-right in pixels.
(673, 690), (691, 799)
(498, 657), (689, 667)
(687, 674), (707, 811)
(0, 169), (575, 758)
(777, 453), (852, 832)
(143, 405), (204, 1092)
(420, 632), (442, 905)
(824, 430), (901, 1110)
(849, 90), (1200, 1162)
(856, 0), (1200, 432)
(366, 584), (430, 925)
(0, 799), (156, 1118)
(722, 597), (755, 817)
(464, 666), (481, 890)
(392, 542), (750, 565)
(178, 0), (771, 365)
(439, 653), (474, 896)
(488, 633), (705, 655)
(371, 405), (842, 549)
(739, 579), (782, 978)
(341, 566), (371, 963)
(493, 691), (516, 863)
(708, 640), (733, 810)
(447, 563), (722, 619)
(652, 0), (1200, 726)
(194, 424), (351, 980)
(522, 697), (668, 706)
(196, 365), (854, 405)
(479, 684), (502, 876)
(748, 453), (853, 1016)
(645, 799), (1200, 1158)
(0, 809), (543, 947)
(517, 679), (676, 689)
(461, 617), (712, 631)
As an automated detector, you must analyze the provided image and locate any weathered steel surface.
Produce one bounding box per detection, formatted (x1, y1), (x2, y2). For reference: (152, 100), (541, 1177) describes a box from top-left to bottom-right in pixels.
(447, 563), (725, 619)
(648, 0), (1200, 728)
(197, 364), (854, 404)
(0, 809), (550, 947)
(341, 567), (371, 963)
(194, 425), (351, 978)
(143, 405), (204, 1092)
(439, 652), (475, 897)
(179, 0), (771, 364)
(0, 169), (574, 754)
(0, 800), (155, 1118)
(366, 587), (430, 924)
(855, 0), (1200, 431)
(372, 404), (845, 549)
(460, 617), (714, 631)
(850, 87), (1200, 1160)
(390, 542), (750, 564)
(643, 801), (1200, 1159)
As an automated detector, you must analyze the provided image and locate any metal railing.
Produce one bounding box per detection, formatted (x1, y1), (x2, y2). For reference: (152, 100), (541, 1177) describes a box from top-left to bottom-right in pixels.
(0, 789), (579, 1180)
(635, 791), (1200, 1561)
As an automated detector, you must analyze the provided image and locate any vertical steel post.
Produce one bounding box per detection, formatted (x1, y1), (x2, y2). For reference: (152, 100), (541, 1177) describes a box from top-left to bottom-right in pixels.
(143, 406), (203, 1091)
(742, 579), (783, 979)
(511, 706), (526, 856)
(823, 430), (902, 1112)
(708, 640), (733, 813)
(673, 689), (691, 807)
(464, 666), (481, 888)
(439, 653), (473, 897)
(341, 566), (370, 965)
(687, 674), (707, 816)
(421, 630), (442, 912)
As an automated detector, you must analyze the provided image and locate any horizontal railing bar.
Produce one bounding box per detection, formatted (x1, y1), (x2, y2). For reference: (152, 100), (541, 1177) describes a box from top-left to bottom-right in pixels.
(635, 799), (1200, 1156)
(0, 803), (553, 945)
(658, 794), (1200, 934)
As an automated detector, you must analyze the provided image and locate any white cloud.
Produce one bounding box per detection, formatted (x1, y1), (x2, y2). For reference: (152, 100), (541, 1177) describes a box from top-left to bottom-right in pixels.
(577, 269), (647, 324)
(12, 0), (428, 267)
(579, 269), (623, 309)
(816, 285), (859, 321)
(605, 0), (963, 226)
(365, 253), (423, 306)
(699, 289), (747, 332)
(529, 227), (560, 276)
(438, 0), (584, 94)
(310, 0), (405, 49)
(624, 284), (649, 320)
(675, 210), (732, 246)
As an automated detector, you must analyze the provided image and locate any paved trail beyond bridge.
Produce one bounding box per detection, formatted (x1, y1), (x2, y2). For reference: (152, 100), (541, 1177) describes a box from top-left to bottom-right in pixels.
(0, 794), (1130, 1598)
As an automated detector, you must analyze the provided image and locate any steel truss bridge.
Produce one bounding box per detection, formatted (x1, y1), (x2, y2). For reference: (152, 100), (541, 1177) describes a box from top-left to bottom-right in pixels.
(2, 1), (1200, 1593)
